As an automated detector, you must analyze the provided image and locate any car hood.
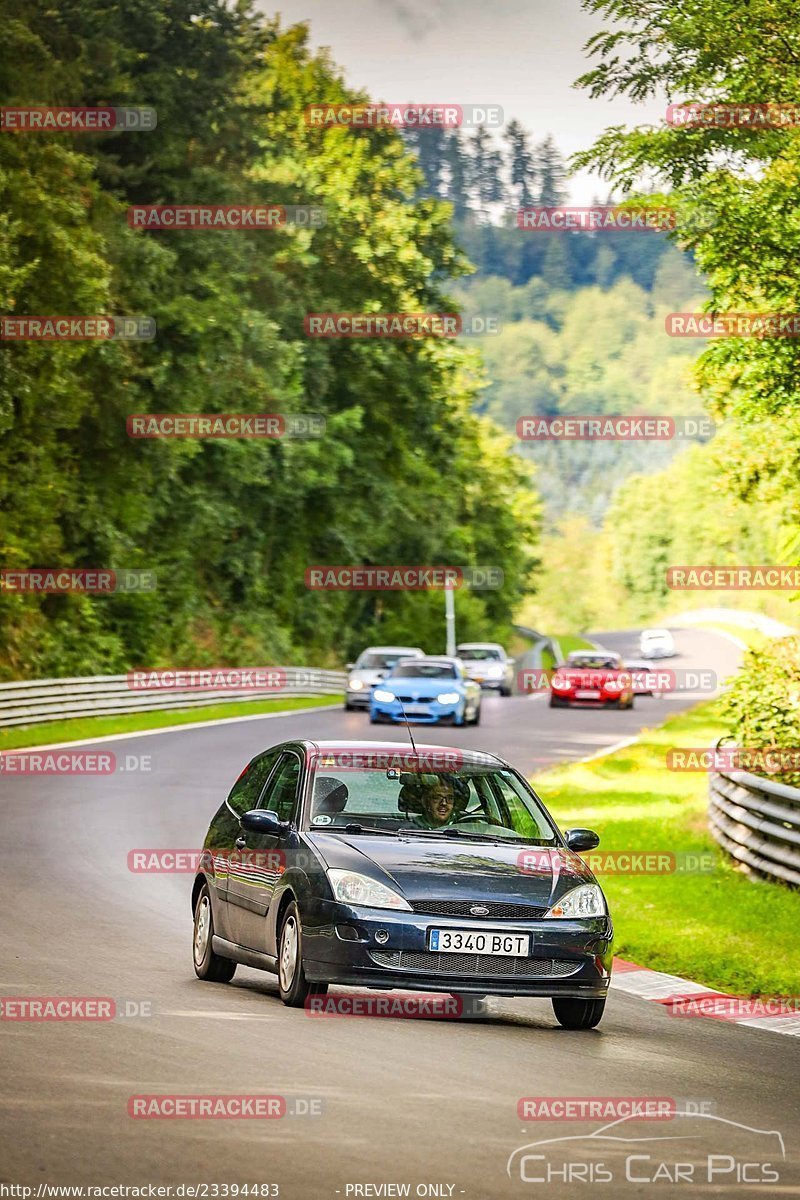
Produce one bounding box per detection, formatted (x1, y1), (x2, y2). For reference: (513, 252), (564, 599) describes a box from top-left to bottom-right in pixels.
(348, 668), (387, 685)
(306, 833), (594, 907)
(380, 677), (463, 698)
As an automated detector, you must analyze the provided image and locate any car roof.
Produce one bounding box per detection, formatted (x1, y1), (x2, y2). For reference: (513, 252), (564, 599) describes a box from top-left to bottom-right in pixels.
(641, 628), (671, 636)
(361, 645), (423, 653)
(303, 739), (504, 766)
(456, 641), (504, 650)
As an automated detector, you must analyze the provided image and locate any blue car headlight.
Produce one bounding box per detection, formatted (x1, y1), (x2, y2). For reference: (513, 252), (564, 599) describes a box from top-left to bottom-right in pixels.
(373, 688), (396, 703)
(436, 691), (461, 705)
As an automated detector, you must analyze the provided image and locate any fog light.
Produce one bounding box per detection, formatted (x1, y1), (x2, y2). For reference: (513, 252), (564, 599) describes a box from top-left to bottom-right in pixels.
(375, 929), (389, 944)
(335, 924), (359, 941)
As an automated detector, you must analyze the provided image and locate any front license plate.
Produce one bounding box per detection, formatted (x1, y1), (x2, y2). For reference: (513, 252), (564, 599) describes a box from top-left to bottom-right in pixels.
(574, 689), (601, 699)
(428, 928), (531, 956)
(405, 707), (429, 716)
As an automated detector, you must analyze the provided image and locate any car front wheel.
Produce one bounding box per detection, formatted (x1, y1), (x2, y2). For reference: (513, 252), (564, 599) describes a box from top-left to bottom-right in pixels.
(193, 883), (236, 983)
(278, 901), (328, 1007)
(552, 996), (605, 1029)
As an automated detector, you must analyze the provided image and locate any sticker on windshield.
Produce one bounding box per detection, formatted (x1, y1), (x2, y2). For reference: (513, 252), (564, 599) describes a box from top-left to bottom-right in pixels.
(311, 813), (332, 825)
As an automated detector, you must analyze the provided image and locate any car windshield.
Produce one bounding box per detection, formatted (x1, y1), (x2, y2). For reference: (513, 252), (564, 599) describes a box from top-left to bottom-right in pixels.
(642, 631), (669, 640)
(390, 662), (457, 679)
(308, 763), (557, 843)
(566, 654), (620, 670)
(457, 647), (502, 661)
(356, 651), (415, 669)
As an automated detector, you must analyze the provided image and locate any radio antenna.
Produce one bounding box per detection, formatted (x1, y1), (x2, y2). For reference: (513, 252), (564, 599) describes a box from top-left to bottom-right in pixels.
(397, 700), (419, 756)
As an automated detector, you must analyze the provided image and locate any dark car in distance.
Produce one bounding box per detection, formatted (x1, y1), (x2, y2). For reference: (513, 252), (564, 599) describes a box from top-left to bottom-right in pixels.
(192, 740), (613, 1029)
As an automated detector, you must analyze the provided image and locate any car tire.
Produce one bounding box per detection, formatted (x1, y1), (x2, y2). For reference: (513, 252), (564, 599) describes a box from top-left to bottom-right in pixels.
(278, 901), (328, 1008)
(500, 684), (512, 697)
(552, 997), (606, 1029)
(344, 701), (355, 712)
(193, 883), (237, 983)
(471, 702), (481, 726)
(369, 712), (379, 724)
(549, 696), (565, 708)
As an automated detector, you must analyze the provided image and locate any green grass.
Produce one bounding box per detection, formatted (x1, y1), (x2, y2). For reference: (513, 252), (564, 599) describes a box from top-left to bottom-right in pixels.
(554, 633), (595, 658)
(532, 699), (800, 996)
(0, 693), (338, 752)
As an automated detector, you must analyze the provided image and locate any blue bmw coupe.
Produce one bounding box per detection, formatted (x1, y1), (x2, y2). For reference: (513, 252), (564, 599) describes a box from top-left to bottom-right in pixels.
(369, 656), (482, 726)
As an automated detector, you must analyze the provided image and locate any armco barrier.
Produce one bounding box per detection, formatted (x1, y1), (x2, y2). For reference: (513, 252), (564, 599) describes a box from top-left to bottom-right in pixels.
(709, 763), (800, 888)
(0, 668), (346, 728)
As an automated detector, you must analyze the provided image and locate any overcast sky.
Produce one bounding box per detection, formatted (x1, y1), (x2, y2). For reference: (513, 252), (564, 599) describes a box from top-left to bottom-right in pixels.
(263, 0), (665, 202)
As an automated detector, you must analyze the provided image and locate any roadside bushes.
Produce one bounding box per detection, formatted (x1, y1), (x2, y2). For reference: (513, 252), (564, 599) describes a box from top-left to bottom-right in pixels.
(722, 637), (800, 787)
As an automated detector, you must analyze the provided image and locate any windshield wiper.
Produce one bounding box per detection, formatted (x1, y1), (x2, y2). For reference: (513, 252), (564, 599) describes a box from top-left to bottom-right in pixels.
(398, 827), (504, 844)
(338, 823), (399, 836)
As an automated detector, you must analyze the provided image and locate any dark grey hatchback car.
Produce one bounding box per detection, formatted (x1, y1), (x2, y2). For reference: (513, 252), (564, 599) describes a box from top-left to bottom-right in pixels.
(192, 740), (614, 1028)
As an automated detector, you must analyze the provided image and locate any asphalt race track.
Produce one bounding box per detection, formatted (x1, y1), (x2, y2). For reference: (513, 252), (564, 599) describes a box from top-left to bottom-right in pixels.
(2, 627), (799, 1198)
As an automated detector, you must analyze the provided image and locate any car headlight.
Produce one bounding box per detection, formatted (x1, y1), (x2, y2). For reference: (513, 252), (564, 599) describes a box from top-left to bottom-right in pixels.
(604, 678), (623, 692)
(488, 664), (504, 678)
(348, 679), (364, 691)
(327, 868), (412, 911)
(437, 691), (461, 704)
(551, 675), (571, 691)
(544, 884), (606, 919)
(373, 688), (396, 703)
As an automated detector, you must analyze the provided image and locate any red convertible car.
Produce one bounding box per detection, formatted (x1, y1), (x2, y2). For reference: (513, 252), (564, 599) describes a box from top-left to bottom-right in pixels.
(549, 651), (634, 710)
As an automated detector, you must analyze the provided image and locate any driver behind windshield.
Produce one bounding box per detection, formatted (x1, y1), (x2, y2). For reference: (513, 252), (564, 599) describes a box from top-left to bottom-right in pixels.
(403, 774), (467, 829)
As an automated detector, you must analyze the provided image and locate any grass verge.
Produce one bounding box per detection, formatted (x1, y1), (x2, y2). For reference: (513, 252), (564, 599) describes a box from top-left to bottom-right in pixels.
(533, 698), (800, 996)
(0, 694), (338, 752)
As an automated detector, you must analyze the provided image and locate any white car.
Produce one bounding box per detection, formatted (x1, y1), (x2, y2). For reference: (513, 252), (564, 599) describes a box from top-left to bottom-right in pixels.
(456, 642), (514, 696)
(344, 645), (424, 710)
(639, 628), (676, 659)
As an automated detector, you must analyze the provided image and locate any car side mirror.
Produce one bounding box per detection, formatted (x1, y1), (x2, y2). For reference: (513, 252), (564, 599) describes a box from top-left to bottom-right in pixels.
(240, 809), (285, 836)
(565, 828), (600, 852)
(346, 663), (355, 671)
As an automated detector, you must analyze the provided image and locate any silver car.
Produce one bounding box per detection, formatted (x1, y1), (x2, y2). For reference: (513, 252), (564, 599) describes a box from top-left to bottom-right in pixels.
(344, 645), (424, 710)
(456, 642), (514, 696)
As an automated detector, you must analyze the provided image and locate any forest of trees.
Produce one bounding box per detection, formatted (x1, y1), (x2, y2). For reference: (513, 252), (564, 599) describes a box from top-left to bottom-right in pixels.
(403, 122), (676, 290)
(523, 0), (800, 633)
(0, 0), (540, 680)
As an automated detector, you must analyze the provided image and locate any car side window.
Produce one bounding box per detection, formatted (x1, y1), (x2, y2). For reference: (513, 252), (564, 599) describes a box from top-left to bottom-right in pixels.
(226, 750), (282, 816)
(258, 753), (301, 824)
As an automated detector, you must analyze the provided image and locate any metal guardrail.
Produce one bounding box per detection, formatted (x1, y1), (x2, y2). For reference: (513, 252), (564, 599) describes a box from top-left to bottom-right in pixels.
(709, 763), (800, 889)
(0, 668), (347, 728)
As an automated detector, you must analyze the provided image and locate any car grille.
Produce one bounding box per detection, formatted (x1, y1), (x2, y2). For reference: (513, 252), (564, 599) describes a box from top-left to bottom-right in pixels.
(394, 695), (428, 704)
(410, 900), (548, 920)
(369, 951), (580, 978)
